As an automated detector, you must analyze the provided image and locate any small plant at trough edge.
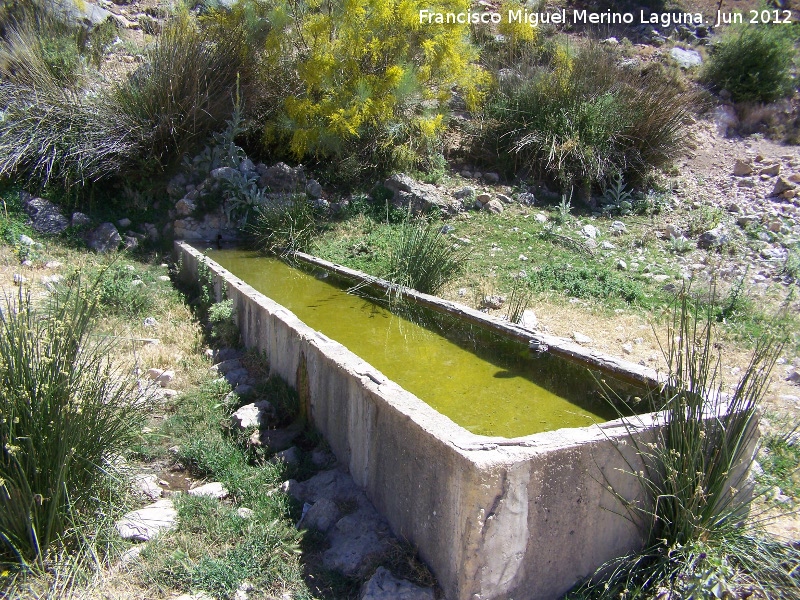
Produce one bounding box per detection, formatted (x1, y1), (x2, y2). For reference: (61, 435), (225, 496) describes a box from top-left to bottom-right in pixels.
(505, 275), (532, 325)
(386, 217), (469, 295)
(248, 196), (317, 257)
(568, 288), (800, 599)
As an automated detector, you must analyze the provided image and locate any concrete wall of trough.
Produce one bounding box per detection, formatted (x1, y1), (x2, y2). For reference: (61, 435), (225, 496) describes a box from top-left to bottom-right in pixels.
(175, 243), (666, 600)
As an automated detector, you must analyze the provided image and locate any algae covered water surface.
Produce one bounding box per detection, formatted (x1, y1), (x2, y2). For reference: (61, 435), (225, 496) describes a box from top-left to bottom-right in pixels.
(209, 249), (629, 437)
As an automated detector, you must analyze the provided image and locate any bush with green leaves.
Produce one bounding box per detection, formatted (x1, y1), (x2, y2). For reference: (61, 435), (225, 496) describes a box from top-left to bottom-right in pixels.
(703, 24), (796, 103)
(482, 42), (695, 193)
(93, 264), (156, 318)
(569, 292), (800, 599)
(0, 281), (148, 567)
(386, 218), (469, 295)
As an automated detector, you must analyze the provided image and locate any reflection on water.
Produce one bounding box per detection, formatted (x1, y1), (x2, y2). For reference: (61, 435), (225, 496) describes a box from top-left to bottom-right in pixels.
(208, 249), (640, 437)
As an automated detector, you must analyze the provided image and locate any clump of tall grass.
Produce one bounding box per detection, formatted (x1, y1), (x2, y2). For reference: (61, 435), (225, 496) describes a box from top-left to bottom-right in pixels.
(0, 12), (246, 187)
(569, 291), (799, 599)
(703, 24), (796, 103)
(0, 279), (149, 569)
(111, 15), (247, 169)
(386, 219), (469, 295)
(482, 42), (695, 193)
(248, 197), (317, 256)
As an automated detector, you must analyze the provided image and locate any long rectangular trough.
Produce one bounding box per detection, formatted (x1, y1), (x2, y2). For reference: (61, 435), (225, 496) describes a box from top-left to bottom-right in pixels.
(175, 241), (676, 600)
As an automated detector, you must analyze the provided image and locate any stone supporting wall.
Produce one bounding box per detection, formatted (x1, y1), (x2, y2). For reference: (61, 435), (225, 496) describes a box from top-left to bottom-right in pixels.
(174, 242), (714, 600)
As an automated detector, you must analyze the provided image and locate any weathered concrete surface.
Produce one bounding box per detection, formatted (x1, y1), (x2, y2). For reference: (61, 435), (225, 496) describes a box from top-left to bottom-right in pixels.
(174, 243), (749, 600)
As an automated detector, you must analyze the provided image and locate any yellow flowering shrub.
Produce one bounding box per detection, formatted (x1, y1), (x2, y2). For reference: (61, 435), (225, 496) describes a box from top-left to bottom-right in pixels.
(261, 0), (488, 173)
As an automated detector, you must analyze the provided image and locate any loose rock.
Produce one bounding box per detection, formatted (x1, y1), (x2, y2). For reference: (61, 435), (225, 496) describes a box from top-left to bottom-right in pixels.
(733, 159), (753, 177)
(359, 567), (435, 600)
(573, 332), (593, 344)
(116, 499), (177, 542)
(189, 481), (229, 499)
(231, 401), (275, 430)
(383, 174), (459, 214)
(298, 498), (341, 533)
(482, 199), (504, 214)
(21, 193), (69, 234)
(86, 223), (122, 253)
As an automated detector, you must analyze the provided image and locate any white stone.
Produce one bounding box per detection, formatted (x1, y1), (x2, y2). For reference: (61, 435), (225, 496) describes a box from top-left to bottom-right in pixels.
(133, 474), (163, 500)
(670, 47), (702, 68)
(520, 310), (538, 330)
(189, 481), (229, 499)
(572, 332), (592, 344)
(580, 224), (598, 239)
(622, 343), (633, 355)
(116, 499), (177, 541)
(359, 566), (435, 600)
(231, 401), (275, 429)
(147, 369), (175, 387)
(483, 199), (504, 214)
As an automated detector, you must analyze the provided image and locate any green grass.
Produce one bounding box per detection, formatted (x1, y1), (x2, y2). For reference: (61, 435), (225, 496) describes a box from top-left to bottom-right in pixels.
(313, 205), (800, 352)
(759, 433), (800, 503)
(133, 370), (351, 599)
(385, 217), (470, 295)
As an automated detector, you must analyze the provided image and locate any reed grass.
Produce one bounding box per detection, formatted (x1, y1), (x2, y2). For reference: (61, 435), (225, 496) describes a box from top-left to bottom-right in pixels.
(568, 289), (799, 599)
(385, 218), (469, 296)
(0, 278), (149, 569)
(484, 42), (695, 191)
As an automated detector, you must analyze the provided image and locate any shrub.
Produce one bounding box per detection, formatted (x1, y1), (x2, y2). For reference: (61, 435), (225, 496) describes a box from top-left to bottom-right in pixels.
(386, 218), (469, 295)
(569, 292), (799, 599)
(0, 280), (148, 566)
(0, 11), (246, 187)
(260, 0), (488, 177)
(111, 14), (247, 171)
(526, 260), (647, 305)
(483, 42), (695, 192)
(703, 24), (796, 103)
(0, 65), (138, 186)
(92, 264), (157, 318)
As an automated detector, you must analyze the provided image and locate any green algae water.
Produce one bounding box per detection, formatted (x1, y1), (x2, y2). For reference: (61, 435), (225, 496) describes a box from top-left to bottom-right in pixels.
(208, 249), (632, 437)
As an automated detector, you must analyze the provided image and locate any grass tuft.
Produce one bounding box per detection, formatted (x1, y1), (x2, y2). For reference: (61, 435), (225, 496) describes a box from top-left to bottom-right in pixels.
(0, 277), (150, 568)
(569, 289), (799, 599)
(482, 42), (695, 192)
(385, 218), (469, 295)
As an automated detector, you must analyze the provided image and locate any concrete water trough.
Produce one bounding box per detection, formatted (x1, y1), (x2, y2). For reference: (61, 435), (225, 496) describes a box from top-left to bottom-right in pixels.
(174, 241), (727, 600)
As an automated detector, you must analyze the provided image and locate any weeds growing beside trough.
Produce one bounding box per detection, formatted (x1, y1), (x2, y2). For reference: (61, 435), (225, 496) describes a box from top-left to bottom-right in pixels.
(386, 218), (469, 295)
(249, 197), (318, 256)
(0, 278), (149, 569)
(569, 291), (800, 599)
